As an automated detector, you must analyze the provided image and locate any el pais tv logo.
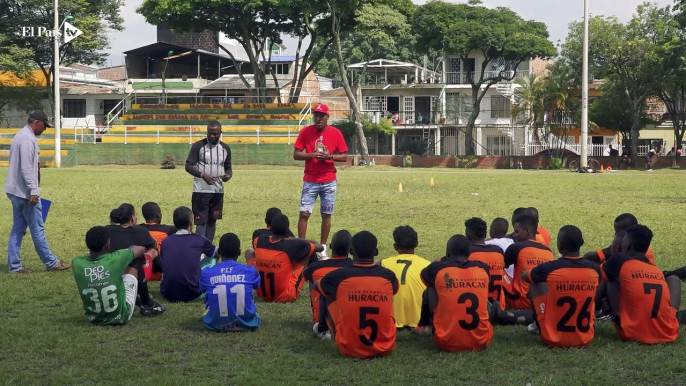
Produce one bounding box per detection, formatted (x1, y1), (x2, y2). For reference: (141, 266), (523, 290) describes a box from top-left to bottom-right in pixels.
(22, 17), (82, 43)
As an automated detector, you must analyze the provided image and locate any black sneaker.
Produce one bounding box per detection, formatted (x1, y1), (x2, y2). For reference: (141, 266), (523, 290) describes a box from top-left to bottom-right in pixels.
(595, 310), (613, 322)
(140, 301), (167, 316)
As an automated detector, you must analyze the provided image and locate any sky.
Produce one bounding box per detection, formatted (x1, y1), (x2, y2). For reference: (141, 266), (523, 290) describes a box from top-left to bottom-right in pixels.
(104, 0), (675, 67)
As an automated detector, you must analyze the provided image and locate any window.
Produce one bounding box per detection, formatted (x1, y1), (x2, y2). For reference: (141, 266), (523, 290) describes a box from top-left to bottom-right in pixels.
(364, 96), (387, 112)
(210, 96), (245, 104)
(490, 96), (510, 119)
(486, 135), (512, 156)
(266, 63), (289, 75)
(63, 99), (86, 118)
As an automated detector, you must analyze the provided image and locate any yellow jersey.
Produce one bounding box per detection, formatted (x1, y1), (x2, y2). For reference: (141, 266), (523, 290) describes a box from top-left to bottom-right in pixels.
(380, 254), (430, 327)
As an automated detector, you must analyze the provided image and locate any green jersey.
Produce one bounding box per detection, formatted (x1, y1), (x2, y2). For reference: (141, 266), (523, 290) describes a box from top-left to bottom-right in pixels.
(72, 249), (134, 325)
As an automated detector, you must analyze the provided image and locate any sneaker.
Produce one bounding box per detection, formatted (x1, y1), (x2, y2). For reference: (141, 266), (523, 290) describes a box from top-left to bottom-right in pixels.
(595, 310), (613, 322)
(412, 325), (432, 336)
(317, 251), (330, 261)
(140, 301), (167, 316)
(9, 267), (33, 274)
(488, 301), (511, 325)
(647, 169), (653, 172)
(48, 261), (71, 271)
(312, 323), (331, 340)
(527, 322), (540, 335)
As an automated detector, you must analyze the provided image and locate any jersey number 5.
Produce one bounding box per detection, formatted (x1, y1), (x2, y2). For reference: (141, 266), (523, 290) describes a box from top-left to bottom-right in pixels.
(358, 307), (380, 346)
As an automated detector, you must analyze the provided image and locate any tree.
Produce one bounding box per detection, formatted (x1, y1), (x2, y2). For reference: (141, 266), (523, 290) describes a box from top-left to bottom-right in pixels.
(561, 4), (680, 166)
(413, 1), (556, 155)
(588, 79), (636, 145)
(138, 0), (334, 103)
(3, 0), (124, 113)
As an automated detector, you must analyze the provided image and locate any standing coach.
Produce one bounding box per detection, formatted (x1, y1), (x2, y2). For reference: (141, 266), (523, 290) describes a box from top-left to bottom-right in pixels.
(185, 120), (232, 243)
(293, 103), (348, 258)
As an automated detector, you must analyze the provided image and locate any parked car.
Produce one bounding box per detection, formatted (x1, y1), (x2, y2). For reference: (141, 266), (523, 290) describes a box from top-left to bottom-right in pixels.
(533, 149), (578, 157)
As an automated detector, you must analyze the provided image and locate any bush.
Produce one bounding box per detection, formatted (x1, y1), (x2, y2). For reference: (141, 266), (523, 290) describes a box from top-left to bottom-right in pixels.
(404, 155), (413, 167)
(457, 156), (478, 169)
(549, 157), (563, 170)
(161, 154), (177, 169)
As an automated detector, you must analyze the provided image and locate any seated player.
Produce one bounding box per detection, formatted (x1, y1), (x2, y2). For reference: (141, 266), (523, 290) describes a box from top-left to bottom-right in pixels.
(137, 201), (176, 281)
(503, 214), (555, 310)
(523, 225), (601, 348)
(72, 226), (145, 325)
(602, 225), (680, 344)
(247, 214), (323, 302)
(160, 206), (218, 302)
(506, 207), (528, 239)
(107, 203), (166, 316)
(316, 231), (399, 359)
(584, 213), (655, 265)
(466, 217), (506, 310)
(252, 207), (295, 242)
(200, 233), (261, 332)
(420, 235), (493, 352)
(485, 217), (514, 253)
(379, 225), (430, 328)
(528, 207), (551, 248)
(304, 230), (353, 338)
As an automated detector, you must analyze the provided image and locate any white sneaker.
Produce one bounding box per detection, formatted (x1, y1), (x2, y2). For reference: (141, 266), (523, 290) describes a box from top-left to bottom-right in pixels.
(647, 169), (653, 172)
(313, 323), (332, 340)
(527, 322), (540, 335)
(317, 251), (329, 261)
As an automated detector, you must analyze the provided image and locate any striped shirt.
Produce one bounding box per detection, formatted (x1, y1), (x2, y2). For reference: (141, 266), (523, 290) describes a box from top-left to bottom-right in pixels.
(185, 139), (232, 193)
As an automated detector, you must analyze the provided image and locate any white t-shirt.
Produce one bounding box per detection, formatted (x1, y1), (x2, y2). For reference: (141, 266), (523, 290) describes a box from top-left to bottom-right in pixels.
(486, 238), (515, 277)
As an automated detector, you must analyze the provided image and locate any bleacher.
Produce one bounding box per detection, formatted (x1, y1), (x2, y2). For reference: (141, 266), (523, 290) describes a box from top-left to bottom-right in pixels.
(0, 102), (313, 166)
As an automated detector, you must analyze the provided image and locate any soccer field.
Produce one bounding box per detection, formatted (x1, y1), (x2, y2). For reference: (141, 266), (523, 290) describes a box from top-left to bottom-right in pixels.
(1, 166), (686, 385)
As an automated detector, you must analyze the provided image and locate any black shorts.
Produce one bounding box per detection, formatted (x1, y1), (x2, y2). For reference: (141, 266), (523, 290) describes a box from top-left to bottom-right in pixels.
(192, 193), (224, 225)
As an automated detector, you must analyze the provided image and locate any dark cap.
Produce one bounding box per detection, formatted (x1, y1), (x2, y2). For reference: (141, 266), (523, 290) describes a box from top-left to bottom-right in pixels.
(28, 111), (53, 127)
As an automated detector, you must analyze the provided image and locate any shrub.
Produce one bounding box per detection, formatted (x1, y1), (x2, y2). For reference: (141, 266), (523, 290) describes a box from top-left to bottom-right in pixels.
(404, 155), (413, 167)
(457, 156), (478, 169)
(161, 154), (177, 169)
(549, 157), (563, 170)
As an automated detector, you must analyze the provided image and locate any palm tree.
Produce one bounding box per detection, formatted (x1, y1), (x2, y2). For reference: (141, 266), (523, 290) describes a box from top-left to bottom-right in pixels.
(512, 73), (546, 142)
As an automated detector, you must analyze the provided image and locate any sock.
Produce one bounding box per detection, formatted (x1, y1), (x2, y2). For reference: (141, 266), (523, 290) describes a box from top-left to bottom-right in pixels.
(130, 259), (154, 307)
(196, 224), (207, 238)
(317, 300), (329, 332)
(205, 221), (217, 243)
(417, 290), (431, 327)
(514, 309), (535, 325)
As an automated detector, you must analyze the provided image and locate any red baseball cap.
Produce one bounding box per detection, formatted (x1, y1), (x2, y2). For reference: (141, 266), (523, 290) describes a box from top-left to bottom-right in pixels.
(313, 103), (329, 116)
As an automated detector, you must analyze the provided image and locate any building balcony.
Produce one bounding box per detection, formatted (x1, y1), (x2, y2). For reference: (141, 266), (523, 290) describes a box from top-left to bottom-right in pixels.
(446, 70), (529, 85)
(362, 110), (442, 126)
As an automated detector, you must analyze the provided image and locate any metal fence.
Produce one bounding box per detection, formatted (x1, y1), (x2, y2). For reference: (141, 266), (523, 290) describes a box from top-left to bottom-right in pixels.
(524, 143), (652, 156)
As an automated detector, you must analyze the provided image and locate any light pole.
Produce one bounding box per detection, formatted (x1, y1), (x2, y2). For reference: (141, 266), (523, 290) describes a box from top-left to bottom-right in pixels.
(580, 0), (589, 169)
(53, 4), (73, 169)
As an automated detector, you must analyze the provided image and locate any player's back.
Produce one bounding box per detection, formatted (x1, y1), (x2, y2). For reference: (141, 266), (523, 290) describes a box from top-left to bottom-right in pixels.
(528, 258), (600, 348)
(469, 244), (506, 309)
(380, 254), (431, 327)
(249, 235), (314, 302)
(596, 245), (656, 265)
(602, 252), (679, 344)
(318, 263), (398, 359)
(200, 260), (260, 331)
(303, 257), (353, 323)
(505, 240), (554, 297)
(536, 226), (552, 247)
(421, 260), (493, 352)
(72, 249), (134, 325)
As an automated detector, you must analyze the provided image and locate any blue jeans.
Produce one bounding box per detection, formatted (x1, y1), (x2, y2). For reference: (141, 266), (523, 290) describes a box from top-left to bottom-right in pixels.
(300, 181), (338, 214)
(7, 194), (59, 272)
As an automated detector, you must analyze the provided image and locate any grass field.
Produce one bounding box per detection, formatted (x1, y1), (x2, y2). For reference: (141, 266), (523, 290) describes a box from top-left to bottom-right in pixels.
(2, 166), (686, 385)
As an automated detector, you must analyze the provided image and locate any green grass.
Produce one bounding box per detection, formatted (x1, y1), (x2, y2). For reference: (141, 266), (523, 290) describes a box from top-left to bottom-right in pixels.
(2, 166), (686, 385)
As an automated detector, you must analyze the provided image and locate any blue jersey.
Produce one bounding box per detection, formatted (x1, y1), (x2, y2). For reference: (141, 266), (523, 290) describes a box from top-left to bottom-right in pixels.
(200, 260), (261, 331)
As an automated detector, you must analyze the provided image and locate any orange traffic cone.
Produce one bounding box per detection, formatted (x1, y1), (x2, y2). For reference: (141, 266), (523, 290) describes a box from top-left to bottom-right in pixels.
(600, 165), (604, 171)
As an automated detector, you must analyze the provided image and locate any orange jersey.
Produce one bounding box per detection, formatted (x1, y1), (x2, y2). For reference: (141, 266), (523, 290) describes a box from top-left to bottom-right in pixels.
(526, 257), (601, 348)
(503, 240), (554, 309)
(248, 235), (315, 303)
(318, 263), (399, 359)
(469, 244), (506, 310)
(421, 259), (493, 352)
(601, 252), (678, 344)
(303, 257), (353, 323)
(137, 223), (176, 281)
(597, 245), (655, 265)
(536, 226), (552, 248)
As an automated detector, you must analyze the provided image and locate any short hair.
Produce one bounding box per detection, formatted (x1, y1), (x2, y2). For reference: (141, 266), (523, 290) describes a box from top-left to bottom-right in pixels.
(447, 235), (471, 257)
(514, 214), (538, 232)
(141, 202), (161, 222)
(512, 207), (528, 221)
(270, 214), (290, 237)
(528, 207), (539, 220)
(557, 225), (584, 253)
(615, 213), (638, 227)
(393, 225), (418, 249)
(614, 231), (626, 241)
(173, 206), (193, 229)
(110, 203), (135, 224)
(465, 217), (487, 239)
(86, 226), (109, 252)
(625, 225), (653, 253)
(490, 218), (509, 238)
(207, 120), (221, 129)
(352, 231), (378, 260)
(331, 230), (352, 257)
(265, 207), (282, 226)
(218, 233), (241, 260)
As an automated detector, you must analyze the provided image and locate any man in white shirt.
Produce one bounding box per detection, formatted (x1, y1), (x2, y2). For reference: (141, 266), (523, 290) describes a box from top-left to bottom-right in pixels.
(485, 217), (514, 277)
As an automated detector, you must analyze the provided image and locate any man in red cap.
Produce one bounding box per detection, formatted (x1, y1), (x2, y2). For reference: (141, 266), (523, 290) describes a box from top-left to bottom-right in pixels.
(293, 103), (348, 257)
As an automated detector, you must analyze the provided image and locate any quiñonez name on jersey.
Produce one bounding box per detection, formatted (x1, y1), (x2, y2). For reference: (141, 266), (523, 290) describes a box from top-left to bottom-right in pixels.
(210, 274), (246, 285)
